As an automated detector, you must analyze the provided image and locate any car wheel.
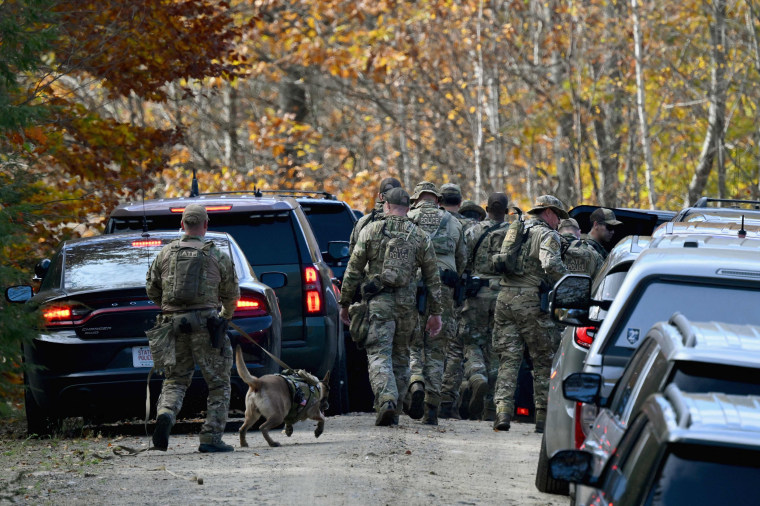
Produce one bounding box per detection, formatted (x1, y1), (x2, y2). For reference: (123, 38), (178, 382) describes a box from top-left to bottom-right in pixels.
(24, 377), (59, 437)
(344, 332), (374, 412)
(535, 432), (570, 495)
(326, 336), (350, 415)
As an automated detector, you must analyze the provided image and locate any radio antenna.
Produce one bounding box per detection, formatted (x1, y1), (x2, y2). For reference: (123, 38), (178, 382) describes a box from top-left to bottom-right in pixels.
(738, 215), (747, 239)
(191, 167), (200, 197)
(141, 166), (149, 236)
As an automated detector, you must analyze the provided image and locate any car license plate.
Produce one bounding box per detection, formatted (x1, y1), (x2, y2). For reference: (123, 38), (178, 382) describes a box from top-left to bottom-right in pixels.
(132, 346), (154, 368)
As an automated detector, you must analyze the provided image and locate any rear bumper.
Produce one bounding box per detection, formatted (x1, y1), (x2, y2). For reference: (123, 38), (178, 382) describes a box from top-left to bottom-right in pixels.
(280, 314), (338, 378)
(25, 316), (279, 421)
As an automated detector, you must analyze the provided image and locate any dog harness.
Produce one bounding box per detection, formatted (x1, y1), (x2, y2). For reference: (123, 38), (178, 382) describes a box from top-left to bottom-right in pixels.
(277, 371), (321, 424)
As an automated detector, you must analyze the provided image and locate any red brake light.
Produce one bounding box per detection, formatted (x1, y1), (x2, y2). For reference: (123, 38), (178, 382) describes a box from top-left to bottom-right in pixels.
(516, 407), (530, 417)
(43, 306), (72, 322)
(170, 205), (232, 213)
(170, 207), (185, 213)
(234, 295), (268, 317)
(574, 402), (586, 448)
(303, 266), (324, 315)
(574, 326), (597, 349)
(132, 239), (162, 247)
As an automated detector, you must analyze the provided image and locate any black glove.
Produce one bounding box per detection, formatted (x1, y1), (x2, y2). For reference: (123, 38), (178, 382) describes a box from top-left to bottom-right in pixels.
(207, 316), (229, 354)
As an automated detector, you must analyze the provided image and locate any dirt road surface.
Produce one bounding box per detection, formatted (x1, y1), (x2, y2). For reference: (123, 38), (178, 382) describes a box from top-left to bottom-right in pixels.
(0, 414), (569, 505)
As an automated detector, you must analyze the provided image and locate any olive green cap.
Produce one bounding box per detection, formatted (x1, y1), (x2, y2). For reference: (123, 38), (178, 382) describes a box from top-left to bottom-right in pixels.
(526, 195), (569, 219)
(182, 204), (208, 226)
(384, 187), (411, 207)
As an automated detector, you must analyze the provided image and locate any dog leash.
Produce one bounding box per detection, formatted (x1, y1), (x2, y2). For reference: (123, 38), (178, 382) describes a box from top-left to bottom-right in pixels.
(229, 321), (296, 372)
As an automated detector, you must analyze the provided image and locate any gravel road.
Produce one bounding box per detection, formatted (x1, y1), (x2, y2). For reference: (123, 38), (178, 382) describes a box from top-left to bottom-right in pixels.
(0, 414), (569, 505)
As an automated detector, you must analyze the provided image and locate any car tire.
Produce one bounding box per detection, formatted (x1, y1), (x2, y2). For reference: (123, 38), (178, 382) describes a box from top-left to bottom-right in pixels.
(344, 333), (374, 412)
(535, 432), (570, 495)
(24, 376), (58, 437)
(326, 335), (350, 415)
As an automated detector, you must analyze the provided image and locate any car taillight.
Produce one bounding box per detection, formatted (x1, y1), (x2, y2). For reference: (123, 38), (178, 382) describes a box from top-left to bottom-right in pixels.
(303, 266), (323, 315)
(41, 303), (91, 326)
(234, 294), (268, 318)
(574, 401), (598, 448)
(574, 326), (597, 349)
(516, 407), (530, 417)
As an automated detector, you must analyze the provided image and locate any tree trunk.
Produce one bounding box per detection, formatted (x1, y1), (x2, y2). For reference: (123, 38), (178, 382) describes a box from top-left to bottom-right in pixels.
(688, 0), (727, 205)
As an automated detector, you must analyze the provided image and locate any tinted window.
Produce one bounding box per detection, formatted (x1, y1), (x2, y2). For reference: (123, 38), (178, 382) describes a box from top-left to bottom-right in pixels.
(607, 280), (760, 358)
(211, 213), (299, 266)
(301, 204), (354, 252)
(646, 444), (760, 505)
(39, 252), (63, 291)
(610, 339), (660, 418)
(671, 362), (760, 396)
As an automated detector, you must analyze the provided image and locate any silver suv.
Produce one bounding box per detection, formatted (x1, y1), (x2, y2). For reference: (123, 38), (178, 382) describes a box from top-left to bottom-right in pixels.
(536, 234), (760, 494)
(563, 315), (760, 505)
(550, 386), (760, 505)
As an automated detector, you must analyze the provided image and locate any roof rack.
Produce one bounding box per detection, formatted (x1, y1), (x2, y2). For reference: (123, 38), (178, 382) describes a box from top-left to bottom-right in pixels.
(257, 190), (337, 200)
(694, 197), (760, 209)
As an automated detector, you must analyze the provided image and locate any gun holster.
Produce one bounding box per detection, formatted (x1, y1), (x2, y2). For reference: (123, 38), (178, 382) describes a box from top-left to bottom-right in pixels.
(416, 282), (428, 315)
(206, 316), (229, 354)
(538, 281), (551, 314)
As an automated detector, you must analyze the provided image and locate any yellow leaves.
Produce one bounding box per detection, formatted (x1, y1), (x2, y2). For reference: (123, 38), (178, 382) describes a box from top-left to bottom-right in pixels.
(272, 145), (285, 157)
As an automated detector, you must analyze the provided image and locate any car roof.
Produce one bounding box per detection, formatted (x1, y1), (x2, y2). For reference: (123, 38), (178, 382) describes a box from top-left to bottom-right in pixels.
(108, 194), (298, 218)
(645, 385), (760, 450)
(646, 314), (760, 368)
(678, 207), (760, 225)
(653, 221), (760, 239)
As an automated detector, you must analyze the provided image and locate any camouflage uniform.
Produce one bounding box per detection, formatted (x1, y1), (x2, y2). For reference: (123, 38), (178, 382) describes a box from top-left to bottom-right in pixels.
(492, 196), (568, 429)
(349, 201), (384, 256)
(339, 213), (442, 417)
(457, 218), (509, 417)
(146, 228), (239, 445)
(582, 236), (609, 261)
(407, 183), (466, 413)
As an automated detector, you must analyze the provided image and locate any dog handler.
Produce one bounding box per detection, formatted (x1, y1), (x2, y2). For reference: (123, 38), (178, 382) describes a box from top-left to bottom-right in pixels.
(146, 204), (240, 452)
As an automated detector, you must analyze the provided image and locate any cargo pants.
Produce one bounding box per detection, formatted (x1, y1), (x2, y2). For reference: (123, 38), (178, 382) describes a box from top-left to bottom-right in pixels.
(461, 280), (500, 408)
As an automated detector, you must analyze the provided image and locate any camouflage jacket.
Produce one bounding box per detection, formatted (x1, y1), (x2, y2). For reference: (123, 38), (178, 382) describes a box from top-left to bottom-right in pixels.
(349, 201), (384, 255)
(339, 215), (443, 314)
(501, 218), (567, 289)
(561, 234), (604, 279)
(408, 201), (466, 275)
(466, 218), (509, 279)
(146, 234), (240, 319)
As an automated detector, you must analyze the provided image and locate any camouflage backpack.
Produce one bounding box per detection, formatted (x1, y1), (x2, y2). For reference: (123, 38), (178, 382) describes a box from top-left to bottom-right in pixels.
(562, 238), (599, 277)
(379, 222), (417, 288)
(165, 240), (218, 306)
(490, 215), (530, 275)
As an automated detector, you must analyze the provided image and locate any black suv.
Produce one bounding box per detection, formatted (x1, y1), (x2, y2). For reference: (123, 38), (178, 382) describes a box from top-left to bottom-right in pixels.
(105, 191), (350, 413)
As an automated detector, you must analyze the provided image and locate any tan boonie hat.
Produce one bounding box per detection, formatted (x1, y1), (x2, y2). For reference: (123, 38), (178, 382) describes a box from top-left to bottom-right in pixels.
(411, 181), (442, 201)
(527, 195), (569, 219)
(590, 207), (622, 226)
(384, 187), (411, 207)
(460, 200), (486, 219)
(440, 183), (462, 198)
(182, 204), (208, 226)
(559, 218), (580, 230)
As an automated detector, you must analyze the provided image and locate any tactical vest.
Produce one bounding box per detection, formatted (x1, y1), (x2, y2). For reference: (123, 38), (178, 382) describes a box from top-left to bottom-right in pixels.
(562, 238), (599, 277)
(413, 206), (457, 269)
(163, 239), (221, 308)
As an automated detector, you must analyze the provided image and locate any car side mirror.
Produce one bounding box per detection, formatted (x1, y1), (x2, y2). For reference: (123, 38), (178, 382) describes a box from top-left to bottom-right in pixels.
(6, 285), (34, 303)
(327, 241), (350, 262)
(549, 449), (595, 485)
(259, 272), (287, 290)
(563, 372), (602, 404)
(550, 274), (593, 325)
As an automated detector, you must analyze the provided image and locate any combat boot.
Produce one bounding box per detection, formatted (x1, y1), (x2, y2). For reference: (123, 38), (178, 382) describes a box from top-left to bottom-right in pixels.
(468, 377), (488, 420)
(493, 412), (511, 432)
(408, 382), (425, 420)
(422, 404), (438, 425)
(375, 400), (397, 426)
(438, 402), (454, 419)
(151, 413), (174, 451)
(198, 433), (234, 453)
(459, 385), (472, 420)
(481, 407), (496, 422)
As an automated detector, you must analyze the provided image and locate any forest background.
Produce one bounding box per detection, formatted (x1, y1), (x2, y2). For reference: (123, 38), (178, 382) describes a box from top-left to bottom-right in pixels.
(2, 0), (759, 410)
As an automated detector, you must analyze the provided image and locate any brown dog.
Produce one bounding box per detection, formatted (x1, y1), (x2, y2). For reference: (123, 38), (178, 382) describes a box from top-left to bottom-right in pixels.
(235, 346), (330, 447)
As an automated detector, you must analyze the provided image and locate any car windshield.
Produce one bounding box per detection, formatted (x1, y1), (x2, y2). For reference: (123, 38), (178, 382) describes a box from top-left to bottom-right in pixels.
(646, 444), (760, 505)
(300, 204), (354, 253)
(607, 279), (760, 358)
(63, 237), (230, 292)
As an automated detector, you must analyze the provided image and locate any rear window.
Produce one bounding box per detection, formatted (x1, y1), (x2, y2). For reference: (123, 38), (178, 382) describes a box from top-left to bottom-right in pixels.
(300, 204), (354, 252)
(605, 279), (760, 359)
(646, 444), (760, 505)
(671, 362), (760, 396)
(62, 237), (233, 292)
(211, 212), (299, 266)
